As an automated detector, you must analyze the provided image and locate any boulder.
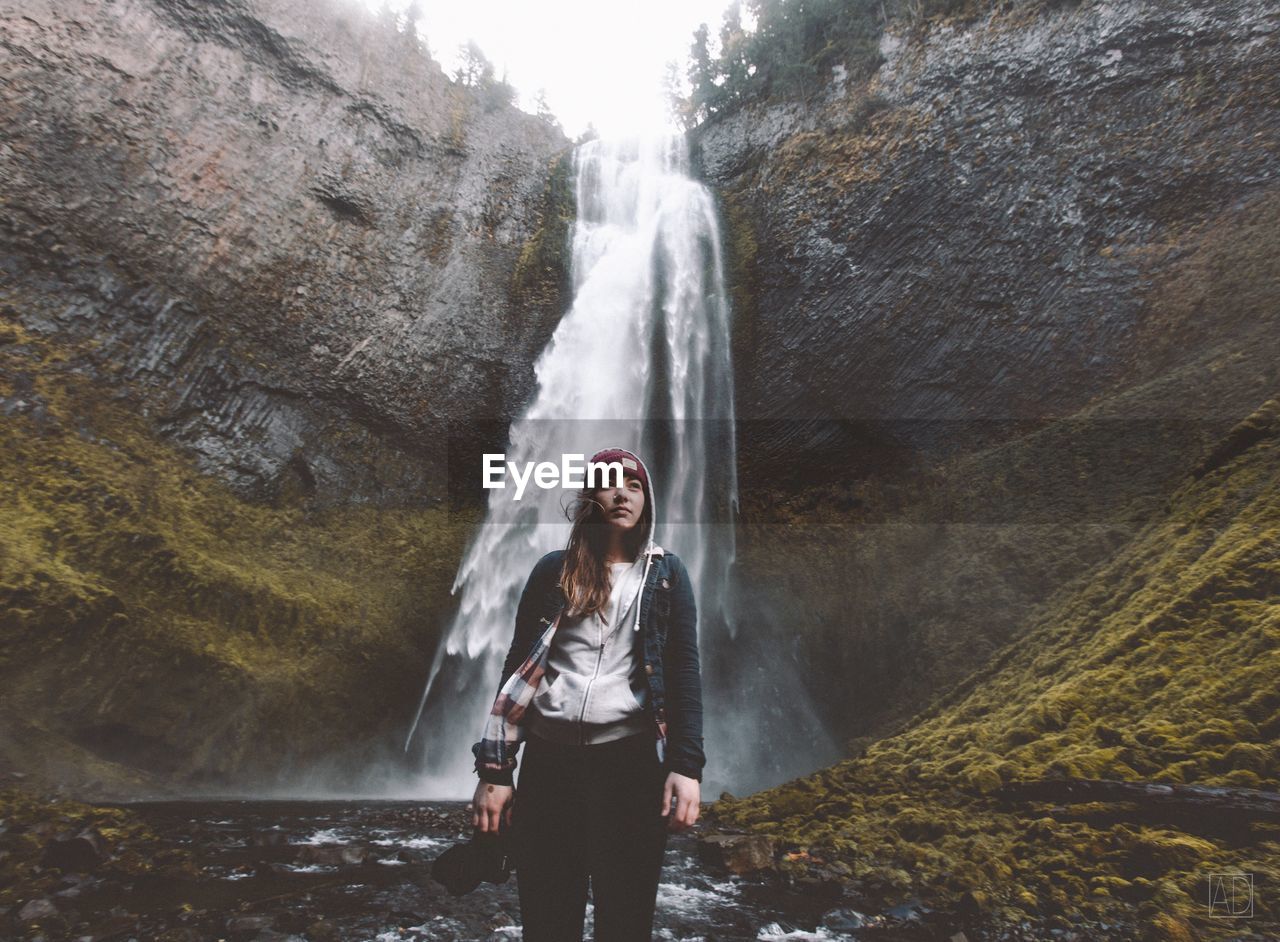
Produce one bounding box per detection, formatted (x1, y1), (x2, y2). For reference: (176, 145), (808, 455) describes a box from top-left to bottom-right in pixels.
(696, 833), (775, 873)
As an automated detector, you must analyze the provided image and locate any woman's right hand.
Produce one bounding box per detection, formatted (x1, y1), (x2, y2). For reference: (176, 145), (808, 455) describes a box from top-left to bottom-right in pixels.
(470, 781), (515, 833)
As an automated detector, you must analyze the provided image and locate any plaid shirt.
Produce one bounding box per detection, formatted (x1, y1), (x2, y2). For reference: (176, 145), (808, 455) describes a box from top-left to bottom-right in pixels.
(473, 609), (571, 780)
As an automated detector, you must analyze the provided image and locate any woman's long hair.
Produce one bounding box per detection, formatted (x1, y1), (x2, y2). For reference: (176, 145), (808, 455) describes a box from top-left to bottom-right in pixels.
(560, 481), (652, 621)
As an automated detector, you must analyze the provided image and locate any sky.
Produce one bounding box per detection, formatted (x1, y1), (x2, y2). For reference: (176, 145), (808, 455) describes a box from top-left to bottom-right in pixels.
(363, 0), (742, 137)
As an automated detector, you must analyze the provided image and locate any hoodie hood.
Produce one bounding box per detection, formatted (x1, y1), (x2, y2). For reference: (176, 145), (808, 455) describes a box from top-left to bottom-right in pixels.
(585, 446), (664, 632)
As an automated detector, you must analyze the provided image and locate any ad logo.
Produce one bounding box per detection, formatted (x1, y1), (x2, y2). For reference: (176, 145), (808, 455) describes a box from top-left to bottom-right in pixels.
(1208, 872), (1253, 918)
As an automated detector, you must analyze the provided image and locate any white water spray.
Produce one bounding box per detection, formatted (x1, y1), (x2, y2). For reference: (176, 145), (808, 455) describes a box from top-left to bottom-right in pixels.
(404, 135), (833, 799)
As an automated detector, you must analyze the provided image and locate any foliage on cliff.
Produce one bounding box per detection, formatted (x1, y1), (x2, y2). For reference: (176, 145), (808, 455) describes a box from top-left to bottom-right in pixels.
(0, 313), (475, 792)
(511, 150), (575, 320)
(678, 0), (1001, 125)
(711, 398), (1280, 938)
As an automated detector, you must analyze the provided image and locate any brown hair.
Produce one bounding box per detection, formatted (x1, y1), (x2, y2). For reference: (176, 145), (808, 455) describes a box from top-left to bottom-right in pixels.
(559, 476), (652, 620)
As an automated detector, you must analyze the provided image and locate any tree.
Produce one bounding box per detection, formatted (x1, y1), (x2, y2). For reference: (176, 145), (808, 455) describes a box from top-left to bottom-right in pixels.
(403, 1), (423, 40)
(481, 67), (517, 112)
(454, 40), (494, 87)
(687, 23), (721, 125)
(451, 41), (517, 113)
(662, 60), (696, 131)
(673, 0), (903, 126)
(533, 88), (561, 130)
(719, 2), (751, 103)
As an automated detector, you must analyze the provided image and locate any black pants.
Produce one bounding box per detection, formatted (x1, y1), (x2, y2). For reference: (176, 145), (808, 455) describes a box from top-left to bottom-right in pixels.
(512, 729), (669, 942)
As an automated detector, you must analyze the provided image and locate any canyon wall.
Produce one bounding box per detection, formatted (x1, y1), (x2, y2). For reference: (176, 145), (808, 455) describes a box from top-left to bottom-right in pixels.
(0, 0), (570, 794)
(3, 0), (572, 506)
(693, 0), (1279, 749)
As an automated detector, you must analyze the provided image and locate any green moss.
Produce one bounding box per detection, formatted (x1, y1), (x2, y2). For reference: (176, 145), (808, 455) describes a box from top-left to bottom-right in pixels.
(0, 316), (477, 787)
(510, 148), (575, 317)
(710, 397), (1280, 937)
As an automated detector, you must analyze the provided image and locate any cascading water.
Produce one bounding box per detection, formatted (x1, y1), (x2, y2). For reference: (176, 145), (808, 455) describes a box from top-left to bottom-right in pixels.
(403, 134), (835, 799)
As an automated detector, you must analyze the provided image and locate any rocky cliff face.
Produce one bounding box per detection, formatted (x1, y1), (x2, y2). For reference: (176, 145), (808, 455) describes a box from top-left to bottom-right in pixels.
(0, 0), (570, 794)
(3, 0), (572, 506)
(694, 0), (1279, 492)
(694, 0), (1279, 754)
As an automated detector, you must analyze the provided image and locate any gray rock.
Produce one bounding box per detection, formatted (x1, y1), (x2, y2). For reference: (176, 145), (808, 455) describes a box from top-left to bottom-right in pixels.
(41, 826), (107, 872)
(821, 906), (872, 931)
(696, 833), (775, 873)
(225, 913), (274, 932)
(2, 0), (571, 507)
(691, 0), (1280, 489)
(17, 898), (59, 920)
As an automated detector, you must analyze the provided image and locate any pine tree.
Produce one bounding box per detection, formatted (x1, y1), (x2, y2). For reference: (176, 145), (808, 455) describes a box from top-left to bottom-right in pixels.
(688, 23), (720, 124)
(719, 2), (751, 103)
(454, 40), (493, 87)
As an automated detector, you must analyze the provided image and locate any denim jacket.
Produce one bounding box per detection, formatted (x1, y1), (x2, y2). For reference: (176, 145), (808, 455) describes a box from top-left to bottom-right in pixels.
(472, 547), (705, 785)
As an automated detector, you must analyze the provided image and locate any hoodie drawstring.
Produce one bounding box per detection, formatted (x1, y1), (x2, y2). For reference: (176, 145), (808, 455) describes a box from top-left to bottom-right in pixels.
(632, 545), (654, 632)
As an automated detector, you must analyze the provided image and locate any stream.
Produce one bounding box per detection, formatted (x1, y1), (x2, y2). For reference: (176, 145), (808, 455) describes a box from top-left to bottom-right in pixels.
(34, 798), (943, 942)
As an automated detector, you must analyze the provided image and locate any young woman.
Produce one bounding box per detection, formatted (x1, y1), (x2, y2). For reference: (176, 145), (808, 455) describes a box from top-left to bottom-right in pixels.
(470, 446), (704, 942)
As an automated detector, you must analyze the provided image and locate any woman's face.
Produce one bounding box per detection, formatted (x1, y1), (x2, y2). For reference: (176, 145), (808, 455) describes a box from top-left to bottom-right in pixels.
(596, 471), (645, 533)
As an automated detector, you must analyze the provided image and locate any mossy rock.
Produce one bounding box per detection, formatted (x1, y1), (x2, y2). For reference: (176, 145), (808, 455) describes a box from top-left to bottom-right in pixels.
(1140, 912), (1197, 942)
(964, 764), (1004, 794)
(889, 807), (946, 842)
(0, 317), (475, 787)
(1122, 831), (1220, 876)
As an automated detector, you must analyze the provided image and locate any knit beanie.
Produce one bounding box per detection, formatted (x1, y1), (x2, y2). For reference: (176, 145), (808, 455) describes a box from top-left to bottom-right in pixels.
(588, 447), (650, 495)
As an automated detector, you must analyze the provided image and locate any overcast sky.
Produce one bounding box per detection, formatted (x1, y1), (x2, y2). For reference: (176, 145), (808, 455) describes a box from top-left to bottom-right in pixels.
(364, 0), (741, 137)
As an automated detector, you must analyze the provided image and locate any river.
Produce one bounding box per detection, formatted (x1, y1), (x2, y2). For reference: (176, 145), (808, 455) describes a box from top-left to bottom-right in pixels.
(45, 798), (939, 941)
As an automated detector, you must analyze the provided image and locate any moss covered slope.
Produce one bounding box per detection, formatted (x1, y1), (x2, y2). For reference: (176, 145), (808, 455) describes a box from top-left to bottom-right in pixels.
(711, 398), (1280, 938)
(0, 315), (473, 794)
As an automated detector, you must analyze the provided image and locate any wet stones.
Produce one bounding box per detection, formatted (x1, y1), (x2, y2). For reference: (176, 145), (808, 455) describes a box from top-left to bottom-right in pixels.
(248, 828), (291, 847)
(696, 832), (776, 873)
(17, 898), (59, 921)
(819, 906), (873, 932)
(156, 930), (209, 942)
(225, 913), (275, 934)
(15, 897), (70, 937)
(304, 918), (339, 941)
(293, 842), (371, 866)
(40, 825), (107, 872)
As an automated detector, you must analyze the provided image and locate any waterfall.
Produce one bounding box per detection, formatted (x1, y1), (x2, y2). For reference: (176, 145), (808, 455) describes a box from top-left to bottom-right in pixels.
(403, 134), (835, 799)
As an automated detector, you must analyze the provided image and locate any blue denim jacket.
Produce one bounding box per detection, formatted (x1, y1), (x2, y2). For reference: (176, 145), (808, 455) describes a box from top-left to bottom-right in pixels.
(473, 548), (705, 785)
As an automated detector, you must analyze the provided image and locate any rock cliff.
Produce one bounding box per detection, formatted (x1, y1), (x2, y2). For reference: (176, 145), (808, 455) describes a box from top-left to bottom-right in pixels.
(693, 0), (1279, 490)
(3, 0), (572, 506)
(1, 0), (569, 793)
(692, 0), (1279, 756)
(694, 9), (1279, 932)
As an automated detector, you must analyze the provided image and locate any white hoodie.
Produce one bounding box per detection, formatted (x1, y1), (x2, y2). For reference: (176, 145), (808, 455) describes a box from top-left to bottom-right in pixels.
(527, 449), (663, 746)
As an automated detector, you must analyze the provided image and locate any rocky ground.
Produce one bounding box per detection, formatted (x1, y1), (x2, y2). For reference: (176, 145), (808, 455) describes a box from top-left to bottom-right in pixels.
(0, 778), (1005, 942)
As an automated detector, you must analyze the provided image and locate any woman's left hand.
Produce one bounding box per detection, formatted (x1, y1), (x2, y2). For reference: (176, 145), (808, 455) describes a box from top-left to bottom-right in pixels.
(661, 772), (701, 832)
